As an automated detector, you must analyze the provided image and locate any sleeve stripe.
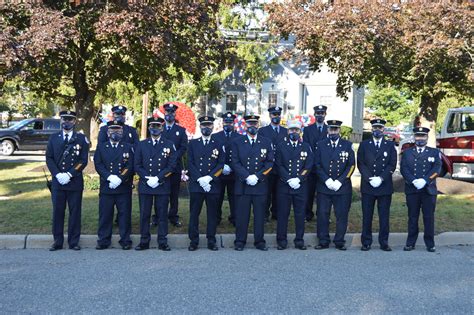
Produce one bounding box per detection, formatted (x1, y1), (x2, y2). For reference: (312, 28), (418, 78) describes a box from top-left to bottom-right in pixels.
(214, 169), (223, 177)
(429, 172), (438, 180)
(74, 163), (83, 171)
(165, 172), (173, 177)
(262, 167), (272, 176)
(347, 165), (355, 178)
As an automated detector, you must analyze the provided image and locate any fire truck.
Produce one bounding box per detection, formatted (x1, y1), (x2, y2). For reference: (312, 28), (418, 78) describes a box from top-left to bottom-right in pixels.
(437, 107), (474, 180)
(400, 107), (474, 180)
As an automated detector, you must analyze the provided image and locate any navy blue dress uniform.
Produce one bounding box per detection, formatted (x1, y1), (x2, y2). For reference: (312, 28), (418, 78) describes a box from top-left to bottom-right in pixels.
(94, 121), (134, 250)
(314, 120), (355, 250)
(400, 127), (441, 252)
(97, 105), (139, 147)
(302, 105), (329, 221)
(212, 112), (241, 226)
(357, 119), (397, 251)
(46, 110), (90, 251)
(231, 115), (274, 250)
(134, 117), (177, 251)
(274, 121), (314, 250)
(258, 106), (287, 220)
(161, 103), (188, 226)
(187, 116), (225, 251)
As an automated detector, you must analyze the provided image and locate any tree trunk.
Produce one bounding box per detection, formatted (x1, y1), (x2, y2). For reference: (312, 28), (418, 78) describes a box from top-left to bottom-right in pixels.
(75, 91), (97, 146)
(418, 92), (445, 147)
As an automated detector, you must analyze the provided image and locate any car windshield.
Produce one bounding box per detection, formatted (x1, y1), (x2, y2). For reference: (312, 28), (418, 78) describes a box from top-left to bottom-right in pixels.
(7, 119), (33, 130)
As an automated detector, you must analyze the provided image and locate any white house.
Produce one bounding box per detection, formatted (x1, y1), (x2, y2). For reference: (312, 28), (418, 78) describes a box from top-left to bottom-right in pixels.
(207, 59), (365, 141)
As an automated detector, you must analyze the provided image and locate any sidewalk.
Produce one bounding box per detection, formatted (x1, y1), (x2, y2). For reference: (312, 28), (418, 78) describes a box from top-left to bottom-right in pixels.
(1, 232), (472, 249)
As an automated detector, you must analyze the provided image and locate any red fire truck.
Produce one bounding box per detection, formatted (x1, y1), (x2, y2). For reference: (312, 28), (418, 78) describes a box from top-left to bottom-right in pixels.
(400, 107), (474, 180)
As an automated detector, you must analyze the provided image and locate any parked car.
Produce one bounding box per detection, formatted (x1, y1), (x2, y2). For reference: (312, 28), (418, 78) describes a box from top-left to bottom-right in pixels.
(383, 127), (401, 145)
(0, 118), (61, 156)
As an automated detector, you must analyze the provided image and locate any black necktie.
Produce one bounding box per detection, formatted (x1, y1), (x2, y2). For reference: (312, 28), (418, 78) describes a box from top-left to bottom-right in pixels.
(204, 139), (208, 146)
(153, 140), (157, 147)
(274, 127), (279, 133)
(167, 126), (171, 132)
(376, 141), (380, 150)
(418, 148), (422, 154)
(319, 126), (322, 133)
(332, 142), (336, 149)
(293, 143), (296, 148)
(64, 133), (69, 146)
(251, 139), (255, 146)
(226, 132), (230, 138)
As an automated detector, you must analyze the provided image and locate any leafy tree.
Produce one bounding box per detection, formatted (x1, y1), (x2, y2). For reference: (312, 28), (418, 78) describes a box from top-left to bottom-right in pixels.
(0, 1), (228, 138)
(268, 0), (473, 139)
(365, 81), (418, 126)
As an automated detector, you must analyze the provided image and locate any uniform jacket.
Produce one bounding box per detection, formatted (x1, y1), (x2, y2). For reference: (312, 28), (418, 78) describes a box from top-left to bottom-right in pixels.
(134, 137), (177, 195)
(187, 137), (225, 194)
(275, 140), (314, 195)
(400, 146), (441, 195)
(357, 139), (397, 196)
(314, 138), (355, 195)
(46, 131), (90, 191)
(231, 135), (274, 196)
(94, 141), (134, 194)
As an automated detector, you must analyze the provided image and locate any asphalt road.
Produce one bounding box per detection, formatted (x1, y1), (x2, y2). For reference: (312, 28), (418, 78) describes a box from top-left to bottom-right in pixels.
(1, 246), (472, 314)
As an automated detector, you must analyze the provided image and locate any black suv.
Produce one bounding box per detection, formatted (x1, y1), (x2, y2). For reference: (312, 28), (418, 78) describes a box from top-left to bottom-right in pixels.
(0, 118), (61, 155)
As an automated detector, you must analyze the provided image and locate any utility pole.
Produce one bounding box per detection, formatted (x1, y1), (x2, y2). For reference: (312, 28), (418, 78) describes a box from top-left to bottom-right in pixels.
(141, 91), (149, 140)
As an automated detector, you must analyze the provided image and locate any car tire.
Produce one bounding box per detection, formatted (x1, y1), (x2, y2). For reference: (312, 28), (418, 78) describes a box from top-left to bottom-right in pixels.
(1, 140), (15, 156)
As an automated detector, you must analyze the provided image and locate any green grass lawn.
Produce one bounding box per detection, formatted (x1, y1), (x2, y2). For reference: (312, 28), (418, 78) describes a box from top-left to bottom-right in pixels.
(0, 162), (473, 235)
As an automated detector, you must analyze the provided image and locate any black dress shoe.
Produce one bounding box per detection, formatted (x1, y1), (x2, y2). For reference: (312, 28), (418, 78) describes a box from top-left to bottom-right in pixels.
(158, 244), (171, 251)
(95, 244), (108, 250)
(277, 244), (287, 250)
(381, 245), (392, 252)
(403, 245), (415, 251)
(121, 244), (132, 250)
(361, 245), (371, 251)
(135, 243), (149, 251)
(49, 244), (63, 251)
(208, 244), (219, 251)
(69, 245), (81, 251)
(296, 245), (307, 250)
(188, 244), (198, 251)
(335, 245), (347, 251)
(427, 247), (436, 252)
(171, 221), (182, 228)
(315, 244), (329, 250)
(256, 245), (268, 251)
(234, 246), (244, 251)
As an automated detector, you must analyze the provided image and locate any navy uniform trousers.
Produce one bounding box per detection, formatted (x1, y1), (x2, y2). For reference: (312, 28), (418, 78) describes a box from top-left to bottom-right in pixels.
(140, 194), (169, 246)
(98, 193), (132, 246)
(189, 193), (219, 246)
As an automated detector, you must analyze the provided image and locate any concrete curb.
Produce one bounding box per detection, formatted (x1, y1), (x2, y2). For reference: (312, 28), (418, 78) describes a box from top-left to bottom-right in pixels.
(1, 232), (472, 249)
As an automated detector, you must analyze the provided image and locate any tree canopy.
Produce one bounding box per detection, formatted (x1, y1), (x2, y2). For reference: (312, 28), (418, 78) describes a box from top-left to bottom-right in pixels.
(267, 0), (473, 132)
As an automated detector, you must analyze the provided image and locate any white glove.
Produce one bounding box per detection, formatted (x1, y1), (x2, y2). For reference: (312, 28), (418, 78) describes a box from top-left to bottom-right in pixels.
(145, 176), (159, 188)
(223, 164), (232, 175)
(246, 174), (258, 186)
(109, 182), (118, 189)
(107, 175), (122, 188)
(198, 175), (213, 187)
(369, 176), (382, 188)
(55, 173), (69, 185)
(287, 178), (301, 189)
(332, 180), (342, 191)
(412, 178), (427, 190)
(202, 183), (212, 192)
(325, 178), (335, 190)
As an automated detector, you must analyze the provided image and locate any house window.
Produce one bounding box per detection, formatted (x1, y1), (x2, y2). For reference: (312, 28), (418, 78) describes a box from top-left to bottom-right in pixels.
(225, 94), (238, 112)
(320, 96), (332, 108)
(268, 93), (278, 107)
